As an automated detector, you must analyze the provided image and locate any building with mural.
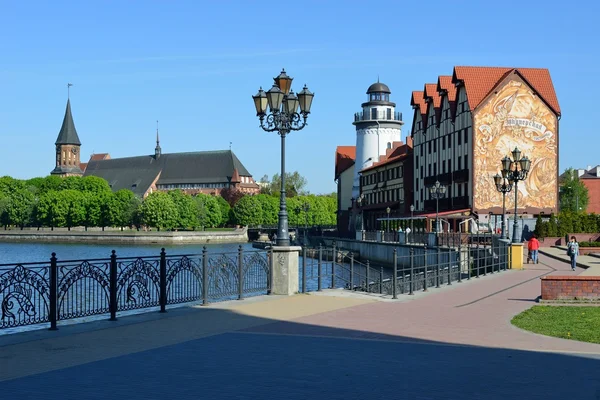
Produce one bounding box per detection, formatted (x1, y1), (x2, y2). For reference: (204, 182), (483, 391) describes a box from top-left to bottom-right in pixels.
(410, 66), (560, 232)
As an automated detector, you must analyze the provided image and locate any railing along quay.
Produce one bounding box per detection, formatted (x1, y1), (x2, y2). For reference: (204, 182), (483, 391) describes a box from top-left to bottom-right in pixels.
(300, 234), (510, 295)
(0, 246), (272, 331)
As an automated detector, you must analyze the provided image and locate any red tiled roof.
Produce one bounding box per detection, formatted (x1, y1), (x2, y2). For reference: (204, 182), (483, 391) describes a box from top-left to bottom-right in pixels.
(423, 84), (441, 108)
(231, 168), (241, 183)
(335, 146), (356, 179)
(437, 76), (457, 102)
(452, 66), (561, 115)
(360, 142), (412, 173)
(90, 153), (111, 161)
(410, 91), (427, 115)
(79, 162), (88, 172)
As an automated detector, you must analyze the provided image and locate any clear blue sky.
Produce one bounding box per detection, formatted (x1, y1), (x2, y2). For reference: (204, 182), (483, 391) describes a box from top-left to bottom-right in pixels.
(1, 0), (598, 194)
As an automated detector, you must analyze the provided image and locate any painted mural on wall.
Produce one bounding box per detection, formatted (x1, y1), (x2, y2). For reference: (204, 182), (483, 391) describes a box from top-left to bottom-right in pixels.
(473, 78), (557, 211)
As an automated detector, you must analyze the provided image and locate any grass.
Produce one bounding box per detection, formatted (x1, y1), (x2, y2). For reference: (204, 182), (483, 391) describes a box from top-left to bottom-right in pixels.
(511, 306), (600, 344)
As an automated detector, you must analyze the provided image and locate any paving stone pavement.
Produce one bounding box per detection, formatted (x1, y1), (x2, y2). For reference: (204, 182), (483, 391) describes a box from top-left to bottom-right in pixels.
(1, 253), (600, 400)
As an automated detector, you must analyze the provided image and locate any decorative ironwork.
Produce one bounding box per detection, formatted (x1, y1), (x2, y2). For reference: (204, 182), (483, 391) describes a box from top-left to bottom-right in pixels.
(57, 261), (110, 320)
(242, 252), (270, 294)
(0, 264), (50, 328)
(117, 258), (160, 311)
(207, 254), (238, 299)
(166, 256), (203, 304)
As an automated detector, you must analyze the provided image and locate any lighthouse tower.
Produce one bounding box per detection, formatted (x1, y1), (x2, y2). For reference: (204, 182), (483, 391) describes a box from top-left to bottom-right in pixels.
(352, 81), (403, 198)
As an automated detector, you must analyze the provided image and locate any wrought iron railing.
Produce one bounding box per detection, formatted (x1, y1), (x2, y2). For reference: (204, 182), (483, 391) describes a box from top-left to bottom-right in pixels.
(0, 246), (272, 331)
(299, 236), (510, 296)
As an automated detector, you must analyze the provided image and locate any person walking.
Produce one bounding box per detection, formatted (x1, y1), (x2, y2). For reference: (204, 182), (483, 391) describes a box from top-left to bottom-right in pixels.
(567, 236), (579, 271)
(527, 235), (540, 264)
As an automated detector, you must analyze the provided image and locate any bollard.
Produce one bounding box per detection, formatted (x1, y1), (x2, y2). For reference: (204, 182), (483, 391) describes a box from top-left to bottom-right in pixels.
(423, 247), (428, 292)
(349, 252), (354, 291)
(202, 246), (209, 305)
(366, 261), (370, 293)
(159, 248), (167, 312)
(392, 249), (397, 299)
(49, 252), (58, 330)
(436, 247), (441, 288)
(409, 247), (414, 295)
(110, 250), (118, 320)
(318, 245), (323, 292)
(302, 247), (307, 293)
(238, 245), (244, 300)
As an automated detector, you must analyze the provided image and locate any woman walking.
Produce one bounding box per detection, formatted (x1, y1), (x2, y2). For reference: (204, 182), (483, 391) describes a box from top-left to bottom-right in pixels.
(567, 236), (579, 271)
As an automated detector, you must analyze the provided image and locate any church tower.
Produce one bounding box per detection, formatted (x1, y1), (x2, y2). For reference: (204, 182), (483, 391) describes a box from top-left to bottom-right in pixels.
(351, 81), (403, 198)
(51, 98), (83, 176)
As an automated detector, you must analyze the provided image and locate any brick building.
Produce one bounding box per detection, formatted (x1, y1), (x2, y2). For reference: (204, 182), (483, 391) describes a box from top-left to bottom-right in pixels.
(576, 166), (600, 214)
(50, 98), (259, 197)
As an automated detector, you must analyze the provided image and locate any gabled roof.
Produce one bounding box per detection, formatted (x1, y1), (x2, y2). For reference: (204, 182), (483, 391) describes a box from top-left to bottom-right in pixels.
(360, 142), (412, 173)
(55, 99), (81, 145)
(423, 84), (441, 108)
(410, 91), (427, 115)
(84, 150), (254, 196)
(452, 66), (561, 115)
(90, 153), (110, 161)
(79, 162), (88, 172)
(335, 146), (356, 179)
(437, 75), (457, 120)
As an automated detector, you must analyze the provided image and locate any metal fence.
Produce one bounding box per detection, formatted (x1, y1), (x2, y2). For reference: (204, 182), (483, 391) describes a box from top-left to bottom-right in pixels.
(0, 246), (272, 331)
(300, 237), (510, 296)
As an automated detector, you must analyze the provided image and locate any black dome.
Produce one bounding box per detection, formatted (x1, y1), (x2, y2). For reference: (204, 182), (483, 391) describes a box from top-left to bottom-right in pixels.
(366, 82), (391, 94)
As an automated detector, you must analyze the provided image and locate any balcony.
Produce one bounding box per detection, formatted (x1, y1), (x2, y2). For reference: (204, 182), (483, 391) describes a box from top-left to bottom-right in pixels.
(452, 168), (470, 183)
(354, 110), (403, 122)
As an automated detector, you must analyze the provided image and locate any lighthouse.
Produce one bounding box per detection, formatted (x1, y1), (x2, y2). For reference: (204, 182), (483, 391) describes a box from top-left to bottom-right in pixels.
(352, 81), (404, 198)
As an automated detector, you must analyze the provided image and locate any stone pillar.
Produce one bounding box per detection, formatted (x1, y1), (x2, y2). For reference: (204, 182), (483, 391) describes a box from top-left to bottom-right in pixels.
(271, 246), (301, 295)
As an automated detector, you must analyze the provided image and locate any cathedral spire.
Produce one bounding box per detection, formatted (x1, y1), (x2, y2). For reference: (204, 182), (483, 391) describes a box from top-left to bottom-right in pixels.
(155, 120), (162, 159)
(55, 98), (81, 145)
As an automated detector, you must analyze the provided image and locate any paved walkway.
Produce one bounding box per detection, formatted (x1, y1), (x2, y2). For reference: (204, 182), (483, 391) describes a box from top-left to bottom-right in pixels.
(1, 253), (599, 399)
(539, 245), (600, 275)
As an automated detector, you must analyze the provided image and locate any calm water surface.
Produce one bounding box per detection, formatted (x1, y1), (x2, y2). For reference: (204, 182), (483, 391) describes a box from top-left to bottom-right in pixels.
(0, 241), (255, 265)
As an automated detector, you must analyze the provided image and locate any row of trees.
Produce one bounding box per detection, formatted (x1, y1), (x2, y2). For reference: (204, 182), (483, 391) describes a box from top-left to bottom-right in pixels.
(0, 175), (337, 230)
(534, 211), (600, 238)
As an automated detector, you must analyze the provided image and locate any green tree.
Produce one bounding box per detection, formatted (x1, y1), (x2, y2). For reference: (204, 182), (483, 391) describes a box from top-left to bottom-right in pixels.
(6, 188), (35, 229)
(110, 190), (139, 229)
(547, 213), (558, 237)
(62, 190), (87, 230)
(558, 212), (574, 236)
(256, 194), (279, 226)
(58, 176), (83, 191)
(83, 192), (112, 229)
(0, 176), (25, 195)
(139, 192), (178, 231)
(534, 214), (547, 238)
(559, 168), (589, 212)
(39, 175), (63, 194)
(269, 171), (308, 197)
(232, 195), (263, 226)
(0, 192), (10, 228)
(193, 194), (221, 228)
(215, 196), (231, 226)
(168, 190), (198, 230)
(36, 190), (67, 229)
(79, 176), (112, 194)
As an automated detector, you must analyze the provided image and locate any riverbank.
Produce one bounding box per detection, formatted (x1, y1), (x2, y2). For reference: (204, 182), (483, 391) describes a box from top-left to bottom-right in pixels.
(0, 227), (248, 244)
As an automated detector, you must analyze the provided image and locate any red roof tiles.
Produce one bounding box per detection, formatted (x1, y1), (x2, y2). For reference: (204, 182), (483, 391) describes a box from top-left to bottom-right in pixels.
(335, 146), (356, 179)
(90, 153), (111, 161)
(437, 76), (457, 102)
(360, 141), (412, 173)
(452, 66), (561, 115)
(423, 84), (441, 108)
(410, 91), (427, 115)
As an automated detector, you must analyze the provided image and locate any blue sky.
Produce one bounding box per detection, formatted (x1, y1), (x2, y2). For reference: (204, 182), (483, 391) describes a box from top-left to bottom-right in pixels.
(1, 0), (598, 194)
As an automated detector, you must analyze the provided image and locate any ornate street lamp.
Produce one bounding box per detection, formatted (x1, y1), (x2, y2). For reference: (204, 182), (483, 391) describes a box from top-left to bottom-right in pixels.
(386, 206), (391, 233)
(429, 180), (446, 245)
(410, 204), (415, 243)
(357, 194), (365, 232)
(493, 173), (513, 239)
(501, 147), (530, 243)
(253, 69), (314, 246)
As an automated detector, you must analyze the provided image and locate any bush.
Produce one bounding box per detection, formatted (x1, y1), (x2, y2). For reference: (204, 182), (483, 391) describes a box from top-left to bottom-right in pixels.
(579, 241), (600, 247)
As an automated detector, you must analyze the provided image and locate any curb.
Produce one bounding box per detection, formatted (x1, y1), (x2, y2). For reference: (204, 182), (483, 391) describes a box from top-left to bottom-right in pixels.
(538, 248), (589, 270)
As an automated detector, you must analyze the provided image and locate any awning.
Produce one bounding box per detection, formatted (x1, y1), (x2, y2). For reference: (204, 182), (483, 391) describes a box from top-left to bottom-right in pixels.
(376, 216), (427, 221)
(416, 209), (471, 219)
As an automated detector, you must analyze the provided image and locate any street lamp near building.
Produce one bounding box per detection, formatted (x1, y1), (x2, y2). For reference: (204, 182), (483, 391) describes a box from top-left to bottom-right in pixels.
(252, 69), (314, 246)
(410, 204), (415, 235)
(501, 147), (531, 243)
(429, 180), (446, 244)
(386, 206), (391, 232)
(493, 173), (513, 239)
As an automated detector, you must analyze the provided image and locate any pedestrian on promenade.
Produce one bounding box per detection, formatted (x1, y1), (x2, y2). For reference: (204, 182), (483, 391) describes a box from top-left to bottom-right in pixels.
(527, 234), (540, 264)
(567, 236), (580, 271)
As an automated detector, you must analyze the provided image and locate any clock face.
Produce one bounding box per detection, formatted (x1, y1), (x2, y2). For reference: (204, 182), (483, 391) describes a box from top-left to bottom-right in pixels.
(71, 147), (78, 154)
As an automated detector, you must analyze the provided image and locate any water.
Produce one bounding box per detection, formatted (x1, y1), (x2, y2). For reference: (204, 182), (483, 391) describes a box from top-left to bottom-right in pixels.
(0, 241), (255, 265)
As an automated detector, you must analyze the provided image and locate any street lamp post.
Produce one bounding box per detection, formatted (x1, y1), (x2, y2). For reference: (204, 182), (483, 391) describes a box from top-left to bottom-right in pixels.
(253, 69), (314, 247)
(357, 194), (364, 232)
(410, 204), (414, 244)
(493, 173), (513, 239)
(386, 207), (391, 233)
(500, 147), (531, 244)
(429, 181), (446, 245)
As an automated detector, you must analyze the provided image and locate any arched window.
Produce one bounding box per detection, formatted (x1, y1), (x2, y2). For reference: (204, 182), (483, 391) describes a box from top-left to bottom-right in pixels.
(387, 142), (392, 149)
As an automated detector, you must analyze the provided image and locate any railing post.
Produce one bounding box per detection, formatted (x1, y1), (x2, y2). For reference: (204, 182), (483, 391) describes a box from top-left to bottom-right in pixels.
(476, 240), (480, 278)
(392, 249), (397, 299)
(349, 252), (354, 291)
(302, 246), (307, 293)
(49, 252), (58, 330)
(238, 245), (244, 300)
(159, 248), (167, 313)
(458, 240), (463, 283)
(202, 246), (209, 305)
(409, 247), (414, 295)
(436, 246), (441, 288)
(366, 261), (370, 293)
(379, 266), (383, 294)
(447, 248), (452, 285)
(331, 245), (336, 289)
(109, 250), (118, 321)
(423, 247), (428, 292)
(267, 246), (274, 294)
(317, 245), (323, 292)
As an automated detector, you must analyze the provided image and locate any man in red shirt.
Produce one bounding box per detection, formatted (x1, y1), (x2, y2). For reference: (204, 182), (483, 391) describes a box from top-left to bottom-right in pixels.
(528, 235), (540, 264)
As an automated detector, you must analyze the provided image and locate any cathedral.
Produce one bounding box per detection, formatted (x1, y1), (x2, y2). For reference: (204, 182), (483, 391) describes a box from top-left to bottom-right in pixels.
(51, 99), (260, 198)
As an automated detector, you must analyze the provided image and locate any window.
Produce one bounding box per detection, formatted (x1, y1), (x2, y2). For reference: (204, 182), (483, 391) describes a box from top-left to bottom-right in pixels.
(387, 142), (392, 149)
(443, 160), (446, 173)
(449, 159), (452, 172)
(458, 131), (462, 145)
(442, 137), (446, 150)
(465, 155), (469, 168)
(420, 146), (423, 157)
(464, 129), (468, 143)
(428, 141), (432, 154)
(371, 108), (377, 119)
(458, 156), (462, 170)
(428, 164), (431, 176)
(447, 135), (451, 149)
(433, 140), (437, 152)
(387, 108), (392, 120)
(458, 184), (462, 197)
(420, 189), (423, 202)
(433, 163), (437, 176)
